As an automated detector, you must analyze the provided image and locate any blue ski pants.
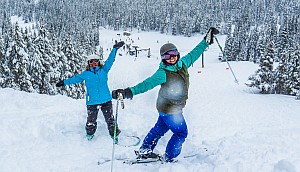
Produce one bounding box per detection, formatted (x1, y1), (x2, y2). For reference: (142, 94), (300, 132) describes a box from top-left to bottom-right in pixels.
(140, 112), (188, 159)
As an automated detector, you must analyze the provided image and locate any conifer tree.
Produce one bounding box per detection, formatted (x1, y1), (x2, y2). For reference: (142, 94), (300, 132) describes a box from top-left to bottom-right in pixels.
(223, 35), (234, 61)
(282, 44), (300, 95)
(0, 35), (5, 85)
(61, 35), (85, 99)
(255, 32), (266, 64)
(248, 41), (275, 94)
(171, 18), (177, 36)
(6, 23), (33, 92)
(27, 31), (44, 92)
(274, 48), (290, 94)
(276, 12), (289, 62)
(33, 25), (57, 94)
(248, 27), (259, 62)
(224, 18), (232, 36)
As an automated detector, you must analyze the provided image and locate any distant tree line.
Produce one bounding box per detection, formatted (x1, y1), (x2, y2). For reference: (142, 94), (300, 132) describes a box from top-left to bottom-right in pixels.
(0, 0), (299, 98)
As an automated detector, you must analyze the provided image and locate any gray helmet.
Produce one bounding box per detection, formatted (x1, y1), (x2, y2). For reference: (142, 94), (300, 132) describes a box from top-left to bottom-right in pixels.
(160, 43), (177, 56)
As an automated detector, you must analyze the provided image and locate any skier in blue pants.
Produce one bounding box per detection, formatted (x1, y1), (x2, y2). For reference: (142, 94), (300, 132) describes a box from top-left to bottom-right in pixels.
(143, 112), (188, 160)
(112, 27), (219, 162)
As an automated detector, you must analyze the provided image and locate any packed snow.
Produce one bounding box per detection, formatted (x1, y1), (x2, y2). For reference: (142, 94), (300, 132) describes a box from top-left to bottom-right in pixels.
(1, 28), (300, 172)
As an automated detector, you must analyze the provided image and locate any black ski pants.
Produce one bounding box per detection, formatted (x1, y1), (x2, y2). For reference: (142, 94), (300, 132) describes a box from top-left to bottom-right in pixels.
(86, 101), (120, 137)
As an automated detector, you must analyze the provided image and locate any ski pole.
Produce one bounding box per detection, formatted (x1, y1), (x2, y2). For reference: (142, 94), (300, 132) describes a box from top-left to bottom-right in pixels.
(214, 36), (239, 84)
(110, 93), (124, 172)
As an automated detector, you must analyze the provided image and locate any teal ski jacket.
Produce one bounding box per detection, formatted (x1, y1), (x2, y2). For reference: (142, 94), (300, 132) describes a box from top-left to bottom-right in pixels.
(130, 39), (208, 113)
(63, 48), (117, 105)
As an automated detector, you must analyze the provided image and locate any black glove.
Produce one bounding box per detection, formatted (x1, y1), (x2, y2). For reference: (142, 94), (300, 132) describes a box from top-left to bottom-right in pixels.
(112, 88), (133, 99)
(56, 80), (64, 87)
(204, 27), (219, 45)
(113, 41), (125, 49)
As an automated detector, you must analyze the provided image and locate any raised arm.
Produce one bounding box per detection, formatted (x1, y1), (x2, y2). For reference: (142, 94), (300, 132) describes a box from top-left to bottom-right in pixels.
(180, 40), (209, 68)
(181, 27), (219, 68)
(102, 41), (125, 72)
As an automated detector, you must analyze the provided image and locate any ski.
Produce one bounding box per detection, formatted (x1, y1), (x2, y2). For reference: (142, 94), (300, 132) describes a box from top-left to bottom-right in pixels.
(123, 150), (162, 165)
(123, 157), (162, 165)
(98, 147), (209, 165)
(123, 156), (179, 165)
(122, 147), (208, 165)
(97, 157), (128, 165)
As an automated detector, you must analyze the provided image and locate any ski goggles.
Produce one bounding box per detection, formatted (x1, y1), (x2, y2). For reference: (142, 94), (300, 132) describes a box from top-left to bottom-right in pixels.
(161, 50), (179, 60)
(89, 59), (99, 65)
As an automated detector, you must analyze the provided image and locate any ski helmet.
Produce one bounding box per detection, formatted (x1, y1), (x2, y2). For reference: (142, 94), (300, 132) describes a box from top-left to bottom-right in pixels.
(87, 54), (100, 62)
(86, 54), (103, 67)
(160, 43), (178, 56)
(160, 43), (180, 65)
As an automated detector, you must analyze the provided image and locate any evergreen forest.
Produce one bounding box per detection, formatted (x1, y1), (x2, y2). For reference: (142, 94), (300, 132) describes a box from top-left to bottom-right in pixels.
(0, 0), (299, 98)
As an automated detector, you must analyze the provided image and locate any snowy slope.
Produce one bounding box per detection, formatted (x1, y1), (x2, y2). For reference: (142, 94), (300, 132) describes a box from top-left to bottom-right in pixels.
(1, 29), (300, 172)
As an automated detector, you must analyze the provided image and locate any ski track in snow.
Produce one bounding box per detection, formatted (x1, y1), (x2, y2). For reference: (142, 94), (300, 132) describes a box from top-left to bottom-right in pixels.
(1, 28), (300, 172)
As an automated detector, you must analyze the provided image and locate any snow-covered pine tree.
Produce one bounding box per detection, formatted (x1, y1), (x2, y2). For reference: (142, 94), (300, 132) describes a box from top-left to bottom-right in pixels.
(1, 11), (12, 54)
(224, 15), (232, 36)
(171, 15), (178, 36)
(0, 35), (3, 56)
(281, 44), (300, 96)
(248, 27), (259, 62)
(27, 30), (44, 92)
(33, 24), (58, 95)
(276, 10), (289, 62)
(234, 12), (250, 61)
(181, 16), (188, 37)
(49, 35), (63, 93)
(199, 18), (206, 34)
(61, 34), (85, 99)
(159, 11), (167, 34)
(223, 34), (234, 61)
(248, 41), (275, 94)
(0, 35), (5, 85)
(230, 23), (242, 61)
(6, 22), (33, 92)
(238, 41), (250, 61)
(0, 20), (11, 88)
(264, 8), (277, 45)
(255, 31), (266, 64)
(274, 48), (290, 94)
(54, 38), (69, 96)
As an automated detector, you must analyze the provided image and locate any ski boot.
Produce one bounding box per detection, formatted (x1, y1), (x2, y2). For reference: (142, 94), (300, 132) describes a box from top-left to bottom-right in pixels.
(111, 135), (119, 144)
(86, 134), (94, 141)
(161, 153), (176, 163)
(134, 149), (161, 160)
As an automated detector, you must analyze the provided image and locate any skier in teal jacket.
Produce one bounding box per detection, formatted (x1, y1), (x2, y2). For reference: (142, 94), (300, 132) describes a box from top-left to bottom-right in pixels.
(56, 41), (124, 141)
(112, 28), (219, 162)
